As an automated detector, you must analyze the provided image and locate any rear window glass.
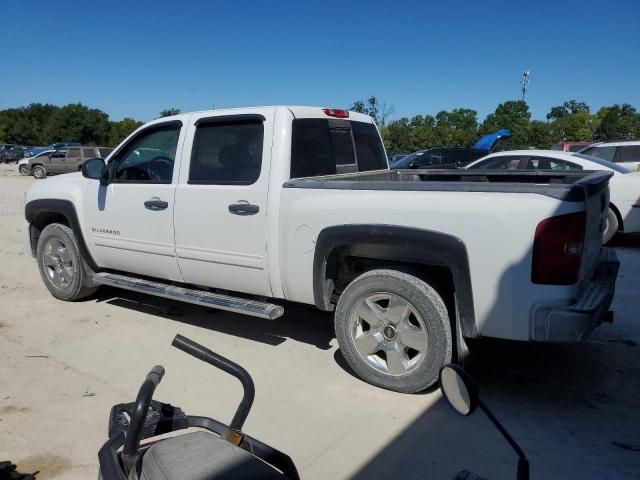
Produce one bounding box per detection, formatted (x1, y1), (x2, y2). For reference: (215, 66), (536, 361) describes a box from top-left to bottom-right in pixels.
(290, 119), (386, 179)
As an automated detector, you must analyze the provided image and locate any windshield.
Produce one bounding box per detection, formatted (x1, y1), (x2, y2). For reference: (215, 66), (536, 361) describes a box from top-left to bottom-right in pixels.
(572, 153), (631, 174)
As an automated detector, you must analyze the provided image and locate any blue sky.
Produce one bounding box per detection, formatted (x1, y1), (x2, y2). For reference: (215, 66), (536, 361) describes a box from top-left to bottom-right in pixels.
(2, 0), (639, 122)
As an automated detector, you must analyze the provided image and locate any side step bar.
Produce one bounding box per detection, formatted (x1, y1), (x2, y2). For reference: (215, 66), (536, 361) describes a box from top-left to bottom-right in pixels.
(93, 272), (284, 320)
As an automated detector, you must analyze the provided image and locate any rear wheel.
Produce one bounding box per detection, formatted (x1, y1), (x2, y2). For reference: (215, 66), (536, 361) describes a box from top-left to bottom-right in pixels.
(602, 207), (619, 245)
(36, 223), (97, 301)
(335, 269), (452, 393)
(18, 165), (30, 176)
(32, 165), (47, 179)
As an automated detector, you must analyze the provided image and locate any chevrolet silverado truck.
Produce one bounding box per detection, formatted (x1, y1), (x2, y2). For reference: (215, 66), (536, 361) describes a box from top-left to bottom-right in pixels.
(24, 106), (619, 392)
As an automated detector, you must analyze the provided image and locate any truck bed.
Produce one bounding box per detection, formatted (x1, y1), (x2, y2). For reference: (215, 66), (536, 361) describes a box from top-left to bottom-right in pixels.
(284, 169), (613, 201)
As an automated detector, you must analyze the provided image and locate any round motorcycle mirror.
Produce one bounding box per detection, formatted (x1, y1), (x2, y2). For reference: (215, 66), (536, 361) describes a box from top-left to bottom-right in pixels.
(439, 364), (479, 416)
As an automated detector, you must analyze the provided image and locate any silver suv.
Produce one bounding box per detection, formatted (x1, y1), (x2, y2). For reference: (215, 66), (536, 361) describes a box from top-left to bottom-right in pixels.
(580, 140), (640, 171)
(30, 146), (113, 179)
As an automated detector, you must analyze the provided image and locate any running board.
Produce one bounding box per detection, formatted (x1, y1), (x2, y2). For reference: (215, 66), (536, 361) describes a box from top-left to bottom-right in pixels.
(93, 272), (284, 320)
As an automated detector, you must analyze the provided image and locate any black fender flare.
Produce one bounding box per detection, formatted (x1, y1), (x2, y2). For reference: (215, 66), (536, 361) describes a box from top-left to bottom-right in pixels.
(313, 224), (477, 338)
(25, 199), (99, 271)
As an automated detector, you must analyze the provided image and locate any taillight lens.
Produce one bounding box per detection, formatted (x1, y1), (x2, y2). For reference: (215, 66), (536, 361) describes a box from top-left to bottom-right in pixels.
(322, 108), (349, 118)
(531, 211), (585, 285)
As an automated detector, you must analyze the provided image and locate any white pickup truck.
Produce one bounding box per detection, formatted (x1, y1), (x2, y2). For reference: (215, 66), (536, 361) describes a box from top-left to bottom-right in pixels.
(25, 106), (619, 392)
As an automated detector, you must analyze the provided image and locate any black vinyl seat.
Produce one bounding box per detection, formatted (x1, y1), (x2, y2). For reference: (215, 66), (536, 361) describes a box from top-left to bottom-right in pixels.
(140, 431), (286, 480)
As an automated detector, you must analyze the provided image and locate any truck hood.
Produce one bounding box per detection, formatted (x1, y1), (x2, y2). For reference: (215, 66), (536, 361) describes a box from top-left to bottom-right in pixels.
(473, 129), (511, 152)
(25, 172), (85, 205)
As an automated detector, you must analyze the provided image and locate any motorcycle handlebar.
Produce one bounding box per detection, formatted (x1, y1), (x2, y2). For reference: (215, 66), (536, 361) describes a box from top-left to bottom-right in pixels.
(121, 365), (165, 470)
(172, 334), (255, 435)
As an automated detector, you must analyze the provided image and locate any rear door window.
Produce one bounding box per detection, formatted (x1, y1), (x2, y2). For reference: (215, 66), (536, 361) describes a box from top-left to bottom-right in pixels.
(189, 119), (264, 185)
(525, 156), (582, 170)
(581, 146), (616, 162)
(82, 148), (96, 158)
(290, 119), (385, 178)
(619, 145), (640, 162)
(467, 155), (524, 169)
(67, 147), (82, 158)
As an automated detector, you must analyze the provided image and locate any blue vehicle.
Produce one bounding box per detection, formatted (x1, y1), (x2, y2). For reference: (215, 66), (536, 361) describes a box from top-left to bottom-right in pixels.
(391, 129), (511, 169)
(26, 142), (81, 158)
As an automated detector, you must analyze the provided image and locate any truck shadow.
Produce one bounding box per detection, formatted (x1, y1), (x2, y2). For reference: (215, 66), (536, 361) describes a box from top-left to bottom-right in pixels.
(352, 333), (640, 479)
(93, 287), (335, 350)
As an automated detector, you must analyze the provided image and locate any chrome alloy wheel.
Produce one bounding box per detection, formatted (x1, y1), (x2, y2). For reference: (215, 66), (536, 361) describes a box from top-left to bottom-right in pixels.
(42, 237), (74, 289)
(349, 292), (429, 376)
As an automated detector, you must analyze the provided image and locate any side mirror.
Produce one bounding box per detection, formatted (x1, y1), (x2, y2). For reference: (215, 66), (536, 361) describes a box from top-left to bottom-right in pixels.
(439, 364), (530, 480)
(439, 364), (479, 416)
(82, 158), (106, 181)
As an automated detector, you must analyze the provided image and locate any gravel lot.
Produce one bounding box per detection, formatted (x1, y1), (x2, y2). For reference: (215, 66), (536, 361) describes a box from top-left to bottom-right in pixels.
(1, 163), (639, 479)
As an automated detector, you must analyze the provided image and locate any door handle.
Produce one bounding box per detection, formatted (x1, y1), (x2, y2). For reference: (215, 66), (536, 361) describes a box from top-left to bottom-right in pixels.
(228, 201), (259, 216)
(144, 198), (168, 211)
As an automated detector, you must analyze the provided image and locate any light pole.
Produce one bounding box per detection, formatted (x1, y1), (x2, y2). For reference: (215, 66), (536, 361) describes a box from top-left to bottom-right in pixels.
(520, 70), (530, 102)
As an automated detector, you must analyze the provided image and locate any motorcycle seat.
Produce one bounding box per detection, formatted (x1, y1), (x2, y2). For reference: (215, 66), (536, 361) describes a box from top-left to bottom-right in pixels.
(140, 431), (287, 480)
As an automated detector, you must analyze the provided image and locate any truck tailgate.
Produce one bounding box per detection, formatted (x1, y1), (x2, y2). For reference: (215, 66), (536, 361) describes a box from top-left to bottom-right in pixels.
(579, 171), (613, 281)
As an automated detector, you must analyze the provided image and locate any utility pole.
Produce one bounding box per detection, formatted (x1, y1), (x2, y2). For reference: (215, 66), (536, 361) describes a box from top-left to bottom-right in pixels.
(520, 70), (530, 102)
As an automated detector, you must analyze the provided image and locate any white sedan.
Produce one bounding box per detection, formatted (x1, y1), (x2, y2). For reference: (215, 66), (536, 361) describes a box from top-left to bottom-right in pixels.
(466, 150), (640, 243)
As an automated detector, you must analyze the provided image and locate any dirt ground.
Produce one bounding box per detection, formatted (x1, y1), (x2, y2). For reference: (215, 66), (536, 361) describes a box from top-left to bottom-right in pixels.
(1, 163), (639, 479)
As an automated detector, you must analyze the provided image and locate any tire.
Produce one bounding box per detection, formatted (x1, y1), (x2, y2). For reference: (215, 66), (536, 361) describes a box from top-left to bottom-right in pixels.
(36, 223), (97, 301)
(335, 269), (452, 393)
(18, 165), (30, 176)
(32, 165), (47, 179)
(602, 207), (618, 245)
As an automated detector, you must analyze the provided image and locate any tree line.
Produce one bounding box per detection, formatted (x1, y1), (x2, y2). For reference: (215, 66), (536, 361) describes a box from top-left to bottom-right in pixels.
(351, 97), (640, 153)
(1, 99), (638, 152)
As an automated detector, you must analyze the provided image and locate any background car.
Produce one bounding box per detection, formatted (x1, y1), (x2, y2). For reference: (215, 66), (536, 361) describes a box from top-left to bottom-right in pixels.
(26, 142), (81, 158)
(388, 152), (410, 164)
(466, 149), (640, 243)
(579, 140), (640, 171)
(0, 146), (28, 163)
(391, 129), (511, 169)
(18, 149), (53, 175)
(29, 146), (113, 178)
(550, 141), (592, 152)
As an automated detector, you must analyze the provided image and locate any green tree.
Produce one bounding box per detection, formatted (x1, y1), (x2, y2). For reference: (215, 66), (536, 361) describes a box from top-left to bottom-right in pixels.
(595, 104), (640, 140)
(109, 118), (144, 146)
(159, 108), (181, 118)
(546, 100), (590, 121)
(350, 97), (394, 127)
(528, 120), (553, 148)
(45, 103), (111, 145)
(384, 118), (413, 152)
(481, 100), (531, 149)
(433, 108), (478, 147)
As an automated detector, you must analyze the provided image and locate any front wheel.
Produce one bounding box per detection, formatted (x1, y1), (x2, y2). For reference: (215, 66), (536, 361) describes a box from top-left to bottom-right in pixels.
(18, 164), (30, 176)
(335, 269), (452, 393)
(602, 207), (619, 245)
(36, 223), (97, 301)
(32, 165), (47, 179)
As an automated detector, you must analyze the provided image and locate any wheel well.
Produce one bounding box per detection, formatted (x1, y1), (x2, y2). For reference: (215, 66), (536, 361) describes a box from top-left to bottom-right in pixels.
(325, 248), (456, 322)
(29, 212), (70, 256)
(610, 202), (623, 232)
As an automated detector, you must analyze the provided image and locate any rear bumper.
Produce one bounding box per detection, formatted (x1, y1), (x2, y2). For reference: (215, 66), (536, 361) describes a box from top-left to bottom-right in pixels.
(531, 248), (619, 342)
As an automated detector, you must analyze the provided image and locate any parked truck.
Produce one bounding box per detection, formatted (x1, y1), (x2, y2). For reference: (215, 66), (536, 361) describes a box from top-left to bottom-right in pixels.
(25, 106), (619, 392)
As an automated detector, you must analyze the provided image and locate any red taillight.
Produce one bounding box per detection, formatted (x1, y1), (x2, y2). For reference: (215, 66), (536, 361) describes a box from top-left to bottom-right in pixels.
(531, 211), (586, 285)
(322, 108), (349, 118)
